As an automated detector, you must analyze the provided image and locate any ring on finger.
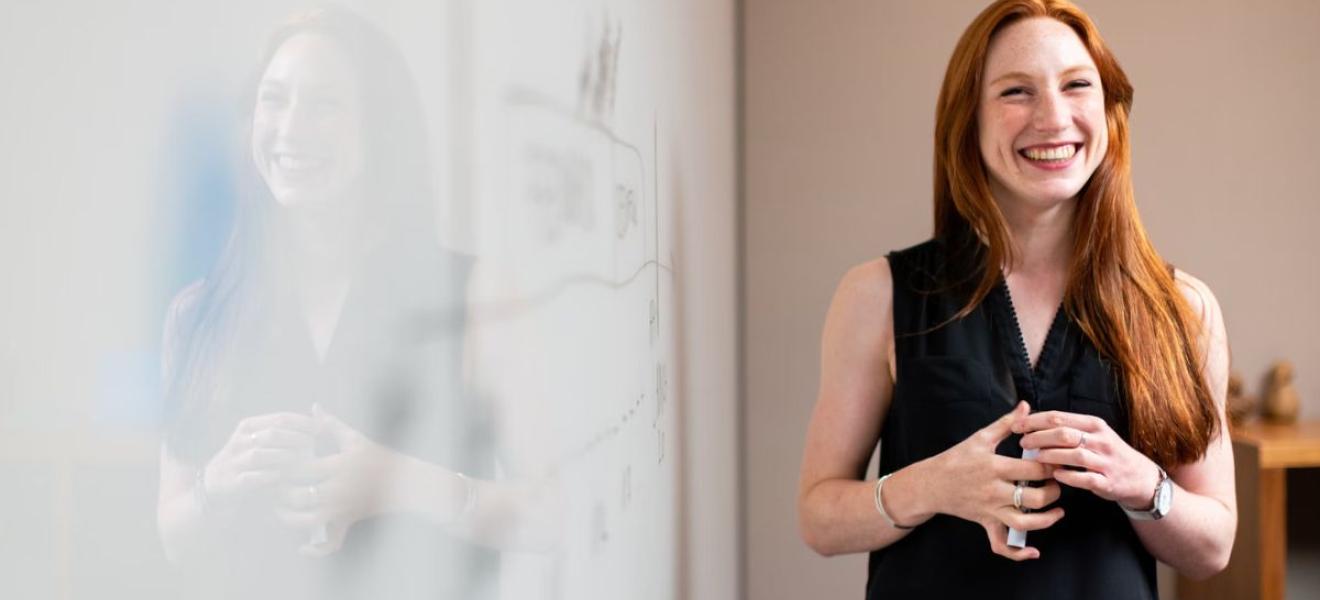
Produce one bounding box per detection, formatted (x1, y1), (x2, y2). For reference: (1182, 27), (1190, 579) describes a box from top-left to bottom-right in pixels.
(1078, 432), (1087, 450)
(1013, 481), (1026, 511)
(308, 485), (319, 507)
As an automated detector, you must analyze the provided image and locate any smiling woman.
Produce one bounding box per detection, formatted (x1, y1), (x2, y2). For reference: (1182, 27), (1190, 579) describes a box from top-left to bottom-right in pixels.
(978, 18), (1107, 208)
(154, 8), (497, 600)
(797, 1), (1236, 598)
(251, 33), (366, 210)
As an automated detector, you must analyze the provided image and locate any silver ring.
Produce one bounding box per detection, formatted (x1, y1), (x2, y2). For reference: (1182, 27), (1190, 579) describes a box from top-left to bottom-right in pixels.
(1078, 432), (1087, 449)
(249, 432), (257, 443)
(1013, 481), (1026, 511)
(308, 485), (318, 506)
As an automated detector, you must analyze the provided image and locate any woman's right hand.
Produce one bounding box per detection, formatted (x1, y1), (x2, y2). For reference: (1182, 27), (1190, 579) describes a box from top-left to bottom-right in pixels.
(926, 401), (1064, 560)
(201, 412), (319, 513)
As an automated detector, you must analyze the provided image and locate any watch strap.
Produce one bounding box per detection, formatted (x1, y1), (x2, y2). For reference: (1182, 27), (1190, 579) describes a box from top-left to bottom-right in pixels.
(1122, 465), (1169, 521)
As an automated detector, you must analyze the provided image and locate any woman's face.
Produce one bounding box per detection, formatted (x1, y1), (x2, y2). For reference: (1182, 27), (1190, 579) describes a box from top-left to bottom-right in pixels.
(251, 33), (364, 209)
(978, 17), (1107, 211)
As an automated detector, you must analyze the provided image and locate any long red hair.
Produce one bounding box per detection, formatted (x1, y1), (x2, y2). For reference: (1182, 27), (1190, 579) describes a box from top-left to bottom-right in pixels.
(934, 0), (1217, 468)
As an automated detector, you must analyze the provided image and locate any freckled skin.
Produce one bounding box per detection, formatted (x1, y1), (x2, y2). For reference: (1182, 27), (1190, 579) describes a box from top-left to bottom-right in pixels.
(978, 17), (1108, 211)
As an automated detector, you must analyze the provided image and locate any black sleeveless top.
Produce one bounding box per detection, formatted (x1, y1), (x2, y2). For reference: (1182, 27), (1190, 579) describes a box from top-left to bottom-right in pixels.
(866, 238), (1157, 600)
(163, 242), (496, 600)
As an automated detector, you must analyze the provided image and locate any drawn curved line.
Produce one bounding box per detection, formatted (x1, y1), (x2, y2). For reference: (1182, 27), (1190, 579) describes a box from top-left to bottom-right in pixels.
(405, 258), (675, 340)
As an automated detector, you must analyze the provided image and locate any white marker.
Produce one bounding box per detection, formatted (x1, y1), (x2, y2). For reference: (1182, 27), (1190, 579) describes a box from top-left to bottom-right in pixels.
(1007, 447), (1040, 549)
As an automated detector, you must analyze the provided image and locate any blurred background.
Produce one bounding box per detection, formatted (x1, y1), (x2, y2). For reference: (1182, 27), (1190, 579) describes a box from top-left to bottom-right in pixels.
(1, 0), (1317, 598)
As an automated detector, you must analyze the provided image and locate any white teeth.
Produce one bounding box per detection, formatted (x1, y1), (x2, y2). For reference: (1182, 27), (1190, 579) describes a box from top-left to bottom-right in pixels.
(275, 155), (324, 171)
(1023, 144), (1077, 161)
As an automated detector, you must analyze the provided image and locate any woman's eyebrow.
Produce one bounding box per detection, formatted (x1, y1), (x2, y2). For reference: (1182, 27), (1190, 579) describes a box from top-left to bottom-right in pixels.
(988, 71), (1032, 87)
(988, 65), (1098, 87)
(1060, 65), (1099, 78)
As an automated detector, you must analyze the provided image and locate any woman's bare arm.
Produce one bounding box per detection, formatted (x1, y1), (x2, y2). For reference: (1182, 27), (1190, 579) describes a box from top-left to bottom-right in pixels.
(800, 258), (1063, 560)
(1127, 270), (1237, 579)
(798, 259), (934, 556)
(157, 446), (214, 563)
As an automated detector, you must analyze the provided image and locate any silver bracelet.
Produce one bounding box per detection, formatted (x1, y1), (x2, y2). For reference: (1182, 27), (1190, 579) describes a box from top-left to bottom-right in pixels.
(874, 473), (914, 530)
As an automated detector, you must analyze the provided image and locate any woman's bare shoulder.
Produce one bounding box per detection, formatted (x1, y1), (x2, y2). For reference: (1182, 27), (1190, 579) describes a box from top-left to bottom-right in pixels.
(839, 257), (892, 300)
(1171, 268), (1223, 330)
(834, 257), (892, 313)
(825, 257), (895, 348)
(1171, 268), (1229, 393)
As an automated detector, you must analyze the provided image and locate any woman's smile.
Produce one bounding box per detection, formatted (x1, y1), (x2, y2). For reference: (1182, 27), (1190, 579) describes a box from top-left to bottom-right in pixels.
(978, 17), (1107, 206)
(1018, 142), (1081, 171)
(269, 150), (332, 184)
(251, 32), (364, 209)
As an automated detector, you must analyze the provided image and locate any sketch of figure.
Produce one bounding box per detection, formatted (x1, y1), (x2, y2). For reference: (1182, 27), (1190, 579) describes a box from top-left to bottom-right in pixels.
(153, 7), (547, 598)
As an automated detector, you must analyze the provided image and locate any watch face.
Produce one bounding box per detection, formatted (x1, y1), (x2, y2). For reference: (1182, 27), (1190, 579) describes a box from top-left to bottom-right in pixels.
(1155, 479), (1172, 513)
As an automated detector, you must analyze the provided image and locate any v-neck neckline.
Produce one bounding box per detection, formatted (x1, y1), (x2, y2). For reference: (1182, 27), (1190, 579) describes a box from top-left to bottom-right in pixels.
(995, 276), (1067, 401)
(271, 265), (365, 371)
(301, 276), (354, 365)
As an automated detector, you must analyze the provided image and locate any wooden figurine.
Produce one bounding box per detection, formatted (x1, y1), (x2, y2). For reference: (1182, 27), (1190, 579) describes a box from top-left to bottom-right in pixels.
(1261, 360), (1301, 425)
(1226, 371), (1259, 427)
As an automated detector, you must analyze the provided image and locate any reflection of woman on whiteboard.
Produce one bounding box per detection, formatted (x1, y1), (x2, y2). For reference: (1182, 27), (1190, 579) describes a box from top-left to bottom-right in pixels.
(798, 1), (1234, 598)
(154, 8), (550, 599)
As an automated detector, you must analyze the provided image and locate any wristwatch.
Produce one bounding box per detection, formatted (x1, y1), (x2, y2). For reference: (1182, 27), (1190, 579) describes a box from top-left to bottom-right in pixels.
(1122, 465), (1172, 521)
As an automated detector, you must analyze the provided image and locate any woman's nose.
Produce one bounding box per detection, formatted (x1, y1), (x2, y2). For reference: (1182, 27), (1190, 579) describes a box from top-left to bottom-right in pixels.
(1032, 90), (1071, 133)
(276, 98), (314, 141)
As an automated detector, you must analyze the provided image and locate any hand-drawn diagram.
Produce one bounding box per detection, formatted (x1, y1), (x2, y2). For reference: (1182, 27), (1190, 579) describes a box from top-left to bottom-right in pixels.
(461, 3), (680, 598)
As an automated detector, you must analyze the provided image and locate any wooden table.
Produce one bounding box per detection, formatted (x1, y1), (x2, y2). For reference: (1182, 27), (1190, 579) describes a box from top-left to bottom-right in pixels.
(1178, 420), (1320, 600)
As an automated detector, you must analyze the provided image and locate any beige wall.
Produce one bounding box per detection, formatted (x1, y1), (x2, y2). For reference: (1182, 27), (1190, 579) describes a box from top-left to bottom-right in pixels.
(743, 1), (1320, 598)
(674, 3), (741, 600)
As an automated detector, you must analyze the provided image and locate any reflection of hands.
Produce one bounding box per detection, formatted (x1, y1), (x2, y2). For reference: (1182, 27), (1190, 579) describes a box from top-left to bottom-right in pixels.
(203, 413), (318, 513)
(276, 404), (402, 557)
(927, 401), (1064, 561)
(1014, 410), (1162, 511)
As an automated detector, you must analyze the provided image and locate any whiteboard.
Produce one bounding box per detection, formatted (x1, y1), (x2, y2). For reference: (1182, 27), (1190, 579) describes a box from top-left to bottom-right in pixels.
(0, 0), (737, 598)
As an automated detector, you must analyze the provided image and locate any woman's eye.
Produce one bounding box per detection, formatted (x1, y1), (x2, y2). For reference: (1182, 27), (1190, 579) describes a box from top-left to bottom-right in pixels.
(1000, 86), (1027, 97)
(1066, 79), (1093, 90)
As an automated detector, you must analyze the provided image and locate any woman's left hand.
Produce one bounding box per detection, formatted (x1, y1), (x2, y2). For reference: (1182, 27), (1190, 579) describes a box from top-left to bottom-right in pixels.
(276, 404), (404, 556)
(1011, 410), (1162, 511)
